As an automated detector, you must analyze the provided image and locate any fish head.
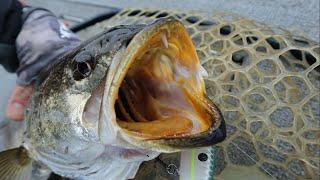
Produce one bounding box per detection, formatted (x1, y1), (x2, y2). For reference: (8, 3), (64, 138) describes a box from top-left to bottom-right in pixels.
(36, 18), (225, 152)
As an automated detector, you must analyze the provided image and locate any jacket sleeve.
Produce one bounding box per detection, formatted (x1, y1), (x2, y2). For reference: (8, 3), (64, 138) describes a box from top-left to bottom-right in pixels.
(0, 0), (23, 72)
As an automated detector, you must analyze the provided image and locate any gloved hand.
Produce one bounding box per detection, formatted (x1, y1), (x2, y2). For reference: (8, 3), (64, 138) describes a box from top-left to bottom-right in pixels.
(6, 7), (81, 121)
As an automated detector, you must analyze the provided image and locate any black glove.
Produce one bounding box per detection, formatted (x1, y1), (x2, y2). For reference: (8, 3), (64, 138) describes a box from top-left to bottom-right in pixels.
(0, 0), (23, 72)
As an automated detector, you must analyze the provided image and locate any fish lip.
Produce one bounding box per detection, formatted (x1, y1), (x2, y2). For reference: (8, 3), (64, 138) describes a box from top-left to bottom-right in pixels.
(100, 18), (226, 148)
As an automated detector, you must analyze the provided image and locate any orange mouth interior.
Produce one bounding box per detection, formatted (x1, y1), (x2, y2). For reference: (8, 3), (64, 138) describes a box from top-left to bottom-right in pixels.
(116, 27), (214, 140)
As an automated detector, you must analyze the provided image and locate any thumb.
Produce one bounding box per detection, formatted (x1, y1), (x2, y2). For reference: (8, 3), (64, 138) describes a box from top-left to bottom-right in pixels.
(5, 85), (33, 121)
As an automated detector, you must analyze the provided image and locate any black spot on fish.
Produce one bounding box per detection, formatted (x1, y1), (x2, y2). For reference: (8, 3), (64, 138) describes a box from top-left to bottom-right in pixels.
(78, 166), (90, 170)
(86, 171), (98, 176)
(69, 162), (82, 165)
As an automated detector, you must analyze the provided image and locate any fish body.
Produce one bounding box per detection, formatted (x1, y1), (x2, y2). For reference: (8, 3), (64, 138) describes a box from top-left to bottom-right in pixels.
(0, 18), (225, 179)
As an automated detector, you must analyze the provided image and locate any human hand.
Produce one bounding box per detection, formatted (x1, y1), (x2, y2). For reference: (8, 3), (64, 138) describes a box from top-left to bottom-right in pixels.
(6, 85), (32, 121)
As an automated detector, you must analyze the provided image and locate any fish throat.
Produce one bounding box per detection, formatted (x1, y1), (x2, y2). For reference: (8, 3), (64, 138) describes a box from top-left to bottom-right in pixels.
(116, 23), (216, 140)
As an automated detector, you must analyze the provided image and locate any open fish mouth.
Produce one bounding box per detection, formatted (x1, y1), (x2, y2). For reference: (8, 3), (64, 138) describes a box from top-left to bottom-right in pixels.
(113, 18), (226, 148)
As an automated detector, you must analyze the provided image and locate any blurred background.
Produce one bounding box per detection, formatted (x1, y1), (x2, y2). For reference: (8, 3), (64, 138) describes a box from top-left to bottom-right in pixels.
(0, 0), (319, 178)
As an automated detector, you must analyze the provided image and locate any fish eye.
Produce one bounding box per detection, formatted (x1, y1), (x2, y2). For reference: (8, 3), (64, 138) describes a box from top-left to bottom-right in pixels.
(73, 62), (92, 80)
(78, 62), (91, 76)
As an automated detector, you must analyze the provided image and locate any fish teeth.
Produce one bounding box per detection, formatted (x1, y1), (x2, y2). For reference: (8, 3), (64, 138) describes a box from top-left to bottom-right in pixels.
(161, 33), (169, 48)
(159, 54), (174, 80)
(199, 65), (208, 78)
